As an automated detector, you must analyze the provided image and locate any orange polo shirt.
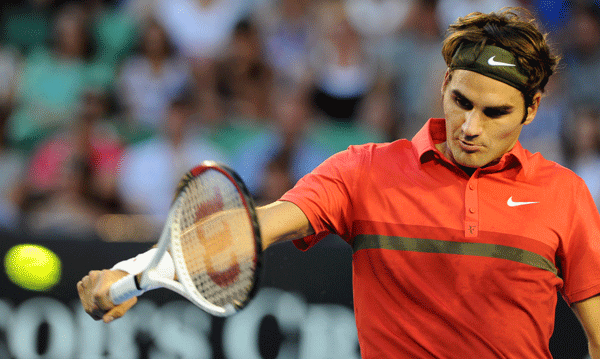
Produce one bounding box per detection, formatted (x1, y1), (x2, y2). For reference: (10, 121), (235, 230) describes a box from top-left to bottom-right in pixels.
(280, 118), (600, 358)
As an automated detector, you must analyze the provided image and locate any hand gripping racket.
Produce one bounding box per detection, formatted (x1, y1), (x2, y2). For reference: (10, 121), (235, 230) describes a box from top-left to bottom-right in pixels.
(109, 161), (262, 317)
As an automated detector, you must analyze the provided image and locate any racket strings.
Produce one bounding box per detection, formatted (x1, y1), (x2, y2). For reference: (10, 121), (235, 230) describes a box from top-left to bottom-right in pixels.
(177, 170), (257, 308)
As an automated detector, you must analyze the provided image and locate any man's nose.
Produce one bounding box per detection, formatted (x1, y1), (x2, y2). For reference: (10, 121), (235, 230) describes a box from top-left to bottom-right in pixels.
(461, 111), (483, 138)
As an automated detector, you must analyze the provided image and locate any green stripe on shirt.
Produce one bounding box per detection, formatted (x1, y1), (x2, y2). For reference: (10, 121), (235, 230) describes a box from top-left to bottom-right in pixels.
(353, 234), (558, 276)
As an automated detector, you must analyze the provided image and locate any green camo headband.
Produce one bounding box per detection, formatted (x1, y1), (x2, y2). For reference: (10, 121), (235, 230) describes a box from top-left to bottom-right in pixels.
(449, 43), (529, 92)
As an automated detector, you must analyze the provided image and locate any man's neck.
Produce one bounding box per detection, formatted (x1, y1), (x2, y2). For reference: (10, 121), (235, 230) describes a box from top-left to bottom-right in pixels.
(435, 141), (480, 177)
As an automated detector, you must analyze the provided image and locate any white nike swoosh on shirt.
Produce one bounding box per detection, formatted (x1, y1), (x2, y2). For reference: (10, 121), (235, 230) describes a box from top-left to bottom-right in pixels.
(488, 56), (516, 67)
(507, 196), (539, 207)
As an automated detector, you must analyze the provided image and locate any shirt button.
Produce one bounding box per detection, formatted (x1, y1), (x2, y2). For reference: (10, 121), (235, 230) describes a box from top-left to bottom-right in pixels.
(469, 207), (476, 213)
(469, 184), (475, 190)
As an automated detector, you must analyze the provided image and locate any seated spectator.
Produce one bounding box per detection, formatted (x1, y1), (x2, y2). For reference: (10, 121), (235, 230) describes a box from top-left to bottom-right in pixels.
(196, 19), (276, 161)
(527, 0), (572, 34)
(86, 0), (140, 66)
(435, 0), (521, 33)
(255, 0), (314, 88)
(0, 42), (20, 110)
(19, 88), (125, 238)
(309, 0), (378, 123)
(117, 95), (229, 226)
(519, 72), (567, 165)
(561, 3), (600, 108)
(386, 0), (446, 138)
(354, 77), (399, 143)
(116, 17), (191, 131)
(6, 3), (98, 151)
(219, 18), (274, 123)
(153, 0), (254, 59)
(562, 103), (600, 210)
(118, 0), (157, 22)
(234, 89), (329, 195)
(254, 149), (295, 206)
(344, 0), (412, 40)
(0, 105), (26, 230)
(0, 0), (54, 55)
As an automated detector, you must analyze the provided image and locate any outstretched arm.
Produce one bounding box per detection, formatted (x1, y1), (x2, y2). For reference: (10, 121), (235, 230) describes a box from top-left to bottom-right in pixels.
(257, 200), (314, 250)
(572, 295), (600, 359)
(77, 200), (312, 322)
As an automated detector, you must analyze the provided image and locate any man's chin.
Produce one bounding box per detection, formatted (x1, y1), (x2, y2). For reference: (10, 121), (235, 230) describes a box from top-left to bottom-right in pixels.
(453, 155), (485, 169)
(447, 146), (488, 169)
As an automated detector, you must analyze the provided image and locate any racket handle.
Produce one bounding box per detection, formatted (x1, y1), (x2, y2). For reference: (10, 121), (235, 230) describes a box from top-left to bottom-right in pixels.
(109, 274), (144, 305)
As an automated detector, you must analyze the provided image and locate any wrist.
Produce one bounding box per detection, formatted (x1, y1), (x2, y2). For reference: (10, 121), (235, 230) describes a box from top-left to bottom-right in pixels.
(111, 248), (175, 280)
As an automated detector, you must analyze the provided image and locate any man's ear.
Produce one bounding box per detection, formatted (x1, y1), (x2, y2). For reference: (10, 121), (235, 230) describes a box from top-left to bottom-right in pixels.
(441, 69), (451, 96)
(523, 92), (542, 125)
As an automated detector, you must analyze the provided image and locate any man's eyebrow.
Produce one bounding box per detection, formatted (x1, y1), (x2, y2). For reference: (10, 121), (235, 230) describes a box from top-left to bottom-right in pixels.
(451, 89), (514, 112)
(451, 89), (469, 101)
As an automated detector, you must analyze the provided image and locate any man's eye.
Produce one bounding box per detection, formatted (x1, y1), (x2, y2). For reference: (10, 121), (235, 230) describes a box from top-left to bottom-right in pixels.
(484, 109), (509, 118)
(454, 97), (472, 109)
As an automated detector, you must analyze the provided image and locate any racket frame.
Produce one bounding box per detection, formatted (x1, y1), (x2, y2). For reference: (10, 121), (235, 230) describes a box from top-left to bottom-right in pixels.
(109, 161), (262, 317)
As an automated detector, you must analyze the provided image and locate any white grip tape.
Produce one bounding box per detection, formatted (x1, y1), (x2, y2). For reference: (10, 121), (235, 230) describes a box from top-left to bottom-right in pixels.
(109, 274), (144, 305)
(111, 248), (175, 280)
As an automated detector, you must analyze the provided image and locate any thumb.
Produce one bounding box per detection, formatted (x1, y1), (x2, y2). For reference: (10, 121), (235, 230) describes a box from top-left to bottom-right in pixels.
(103, 297), (138, 323)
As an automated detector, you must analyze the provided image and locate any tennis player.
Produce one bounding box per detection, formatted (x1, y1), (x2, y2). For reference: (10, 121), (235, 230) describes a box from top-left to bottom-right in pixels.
(78, 7), (600, 358)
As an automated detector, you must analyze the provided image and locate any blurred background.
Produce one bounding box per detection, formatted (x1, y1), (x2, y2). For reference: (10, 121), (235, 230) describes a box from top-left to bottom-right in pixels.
(0, 0), (597, 358)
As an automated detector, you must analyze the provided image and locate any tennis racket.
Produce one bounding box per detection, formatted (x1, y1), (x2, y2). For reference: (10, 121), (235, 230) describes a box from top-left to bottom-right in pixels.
(109, 161), (262, 317)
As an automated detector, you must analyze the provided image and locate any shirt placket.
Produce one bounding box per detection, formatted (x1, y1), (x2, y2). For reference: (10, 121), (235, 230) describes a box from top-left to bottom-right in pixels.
(465, 175), (479, 238)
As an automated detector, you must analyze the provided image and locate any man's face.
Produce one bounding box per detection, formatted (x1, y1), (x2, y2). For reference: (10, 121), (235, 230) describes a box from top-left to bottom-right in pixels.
(440, 69), (540, 169)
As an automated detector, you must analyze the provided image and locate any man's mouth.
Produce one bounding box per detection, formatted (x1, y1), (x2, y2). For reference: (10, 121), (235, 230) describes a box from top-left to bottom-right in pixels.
(458, 139), (482, 153)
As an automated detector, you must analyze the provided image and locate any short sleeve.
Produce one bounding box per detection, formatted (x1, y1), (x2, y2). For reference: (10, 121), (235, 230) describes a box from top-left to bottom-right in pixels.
(279, 145), (366, 250)
(560, 179), (600, 305)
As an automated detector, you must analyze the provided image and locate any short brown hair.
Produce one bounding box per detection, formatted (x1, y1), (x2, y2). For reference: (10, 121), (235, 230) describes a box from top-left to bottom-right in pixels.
(442, 8), (560, 106)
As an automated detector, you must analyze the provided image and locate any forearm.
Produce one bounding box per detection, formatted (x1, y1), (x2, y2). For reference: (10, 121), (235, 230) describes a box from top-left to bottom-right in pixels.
(257, 201), (314, 250)
(572, 295), (600, 359)
(589, 340), (600, 359)
(112, 201), (309, 275)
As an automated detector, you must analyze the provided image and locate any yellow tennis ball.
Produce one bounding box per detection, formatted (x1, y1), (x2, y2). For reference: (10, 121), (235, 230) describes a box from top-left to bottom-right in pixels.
(3, 244), (62, 291)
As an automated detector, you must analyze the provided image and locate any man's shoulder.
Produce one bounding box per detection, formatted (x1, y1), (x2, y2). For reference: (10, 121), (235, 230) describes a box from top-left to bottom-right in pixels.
(320, 140), (416, 175)
(525, 150), (584, 185)
(345, 139), (415, 157)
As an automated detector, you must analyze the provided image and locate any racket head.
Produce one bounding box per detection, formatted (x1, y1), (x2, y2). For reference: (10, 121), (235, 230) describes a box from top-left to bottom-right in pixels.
(169, 161), (262, 316)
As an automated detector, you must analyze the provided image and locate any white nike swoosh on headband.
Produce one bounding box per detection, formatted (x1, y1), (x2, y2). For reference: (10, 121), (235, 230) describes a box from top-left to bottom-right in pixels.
(507, 196), (539, 207)
(488, 56), (516, 67)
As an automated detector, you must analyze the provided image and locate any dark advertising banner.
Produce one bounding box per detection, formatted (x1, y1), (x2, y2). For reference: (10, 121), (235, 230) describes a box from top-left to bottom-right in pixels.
(0, 230), (588, 359)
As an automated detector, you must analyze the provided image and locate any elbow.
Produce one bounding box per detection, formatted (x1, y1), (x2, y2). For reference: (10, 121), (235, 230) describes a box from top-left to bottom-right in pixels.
(587, 337), (600, 358)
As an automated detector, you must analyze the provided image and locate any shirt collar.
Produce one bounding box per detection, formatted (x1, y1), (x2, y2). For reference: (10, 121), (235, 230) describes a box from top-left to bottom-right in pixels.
(412, 118), (533, 178)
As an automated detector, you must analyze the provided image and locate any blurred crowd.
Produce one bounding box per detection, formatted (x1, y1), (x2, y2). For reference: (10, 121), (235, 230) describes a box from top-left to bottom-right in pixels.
(0, 0), (599, 241)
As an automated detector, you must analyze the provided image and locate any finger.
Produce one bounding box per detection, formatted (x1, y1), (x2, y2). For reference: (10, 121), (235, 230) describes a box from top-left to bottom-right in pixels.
(80, 279), (104, 319)
(103, 297), (138, 323)
(82, 275), (91, 288)
(86, 300), (104, 321)
(77, 280), (95, 316)
(77, 281), (92, 312)
(85, 270), (101, 284)
(77, 281), (83, 297)
(93, 290), (114, 312)
(84, 301), (104, 321)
